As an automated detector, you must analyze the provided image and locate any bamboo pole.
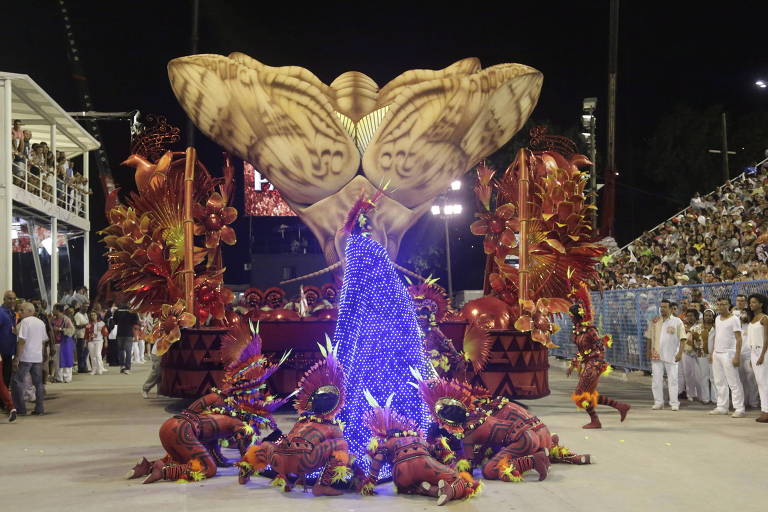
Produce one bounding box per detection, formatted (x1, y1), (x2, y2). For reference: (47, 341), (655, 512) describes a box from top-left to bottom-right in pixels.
(183, 147), (196, 314)
(518, 148), (529, 304)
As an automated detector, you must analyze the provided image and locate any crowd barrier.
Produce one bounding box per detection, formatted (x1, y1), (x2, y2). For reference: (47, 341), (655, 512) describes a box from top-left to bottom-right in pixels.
(549, 280), (768, 371)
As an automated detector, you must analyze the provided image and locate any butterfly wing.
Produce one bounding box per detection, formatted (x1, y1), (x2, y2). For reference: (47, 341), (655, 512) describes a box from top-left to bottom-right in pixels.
(364, 61), (543, 208)
(168, 53), (360, 205)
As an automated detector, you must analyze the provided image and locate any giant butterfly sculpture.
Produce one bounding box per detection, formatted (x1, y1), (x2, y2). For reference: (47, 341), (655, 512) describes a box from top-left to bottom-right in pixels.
(168, 54), (542, 269)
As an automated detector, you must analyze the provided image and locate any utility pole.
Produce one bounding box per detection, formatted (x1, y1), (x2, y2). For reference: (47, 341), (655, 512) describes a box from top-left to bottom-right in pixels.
(707, 113), (735, 183)
(602, 0), (620, 238)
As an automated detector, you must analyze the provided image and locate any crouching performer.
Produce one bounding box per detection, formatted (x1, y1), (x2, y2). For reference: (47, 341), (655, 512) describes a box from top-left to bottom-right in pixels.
(359, 390), (480, 506)
(128, 317), (289, 483)
(413, 373), (551, 483)
(238, 337), (352, 496)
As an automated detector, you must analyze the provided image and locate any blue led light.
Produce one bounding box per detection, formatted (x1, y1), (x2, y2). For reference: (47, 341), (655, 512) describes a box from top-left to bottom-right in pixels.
(335, 234), (433, 479)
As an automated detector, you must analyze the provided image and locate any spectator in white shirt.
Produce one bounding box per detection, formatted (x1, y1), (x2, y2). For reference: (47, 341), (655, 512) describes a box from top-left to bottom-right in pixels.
(11, 302), (49, 416)
(646, 299), (686, 410)
(86, 312), (106, 375)
(710, 297), (746, 417)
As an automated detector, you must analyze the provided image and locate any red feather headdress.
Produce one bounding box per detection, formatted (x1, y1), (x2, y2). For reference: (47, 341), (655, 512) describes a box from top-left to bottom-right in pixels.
(566, 268), (594, 323)
(362, 391), (421, 439)
(408, 277), (450, 323)
(410, 370), (473, 435)
(342, 188), (384, 235)
(293, 336), (346, 419)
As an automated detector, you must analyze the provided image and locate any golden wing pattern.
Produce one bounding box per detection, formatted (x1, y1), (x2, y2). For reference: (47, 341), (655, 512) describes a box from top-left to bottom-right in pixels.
(168, 54), (542, 266)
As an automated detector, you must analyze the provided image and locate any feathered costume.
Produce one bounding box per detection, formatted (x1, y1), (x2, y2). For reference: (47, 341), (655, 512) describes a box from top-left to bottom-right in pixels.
(128, 315), (290, 483)
(412, 373), (556, 483)
(409, 278), (467, 379)
(238, 337), (353, 496)
(360, 391), (479, 506)
(566, 275), (630, 429)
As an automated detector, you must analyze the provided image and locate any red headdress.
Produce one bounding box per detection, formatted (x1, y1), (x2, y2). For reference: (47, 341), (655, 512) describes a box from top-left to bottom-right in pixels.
(293, 336), (346, 419)
(408, 276), (450, 323)
(409, 369), (473, 436)
(211, 313), (294, 431)
(566, 268), (594, 323)
(362, 391), (421, 439)
(342, 188), (384, 235)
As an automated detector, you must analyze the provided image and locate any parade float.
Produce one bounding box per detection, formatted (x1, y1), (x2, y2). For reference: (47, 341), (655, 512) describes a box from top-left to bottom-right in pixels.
(99, 54), (604, 406)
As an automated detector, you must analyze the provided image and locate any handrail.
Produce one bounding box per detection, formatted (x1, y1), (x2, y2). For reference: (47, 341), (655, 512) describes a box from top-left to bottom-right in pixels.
(11, 160), (90, 219)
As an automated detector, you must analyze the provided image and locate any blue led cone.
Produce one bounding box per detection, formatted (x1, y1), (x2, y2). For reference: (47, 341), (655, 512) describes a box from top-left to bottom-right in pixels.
(334, 234), (433, 479)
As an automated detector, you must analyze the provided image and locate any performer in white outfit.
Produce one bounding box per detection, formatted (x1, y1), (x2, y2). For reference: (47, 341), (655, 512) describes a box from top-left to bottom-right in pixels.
(746, 294), (768, 423)
(646, 299), (686, 410)
(696, 309), (718, 404)
(734, 295), (760, 409)
(683, 309), (704, 402)
(710, 297), (746, 418)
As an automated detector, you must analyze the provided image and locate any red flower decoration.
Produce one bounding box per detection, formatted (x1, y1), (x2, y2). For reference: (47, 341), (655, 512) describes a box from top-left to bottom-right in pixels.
(195, 273), (235, 322)
(148, 299), (197, 355)
(193, 192), (237, 248)
(470, 204), (520, 259)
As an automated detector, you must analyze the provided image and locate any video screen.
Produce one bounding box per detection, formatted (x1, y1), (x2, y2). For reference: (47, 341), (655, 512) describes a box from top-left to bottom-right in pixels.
(243, 162), (297, 217)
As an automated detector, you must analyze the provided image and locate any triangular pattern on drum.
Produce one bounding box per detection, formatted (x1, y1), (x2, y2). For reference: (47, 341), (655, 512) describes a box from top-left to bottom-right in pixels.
(193, 335), (208, 350)
(506, 350), (521, 367)
(170, 371), (183, 394)
(490, 336), (506, 353)
(493, 373), (517, 397)
(195, 372), (218, 396)
(514, 335), (528, 351)
(522, 350), (533, 366)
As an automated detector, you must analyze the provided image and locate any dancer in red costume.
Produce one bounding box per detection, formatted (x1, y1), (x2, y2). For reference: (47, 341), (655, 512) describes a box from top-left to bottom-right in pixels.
(128, 316), (290, 483)
(359, 391), (479, 506)
(238, 337), (352, 496)
(408, 278), (467, 380)
(413, 376), (551, 482)
(566, 278), (631, 429)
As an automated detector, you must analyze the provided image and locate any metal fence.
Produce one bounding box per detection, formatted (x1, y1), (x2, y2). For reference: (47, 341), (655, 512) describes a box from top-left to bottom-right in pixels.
(549, 280), (768, 371)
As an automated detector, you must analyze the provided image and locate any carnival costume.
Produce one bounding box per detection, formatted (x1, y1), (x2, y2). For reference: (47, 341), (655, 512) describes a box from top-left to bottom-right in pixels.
(413, 374), (556, 483)
(128, 317), (290, 483)
(359, 391), (479, 506)
(464, 383), (590, 465)
(408, 278), (467, 379)
(566, 279), (630, 429)
(238, 337), (352, 496)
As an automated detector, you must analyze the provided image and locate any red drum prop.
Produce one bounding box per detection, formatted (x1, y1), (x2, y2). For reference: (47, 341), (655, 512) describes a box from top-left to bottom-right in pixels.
(468, 329), (550, 399)
(160, 323), (549, 400)
(159, 327), (228, 398)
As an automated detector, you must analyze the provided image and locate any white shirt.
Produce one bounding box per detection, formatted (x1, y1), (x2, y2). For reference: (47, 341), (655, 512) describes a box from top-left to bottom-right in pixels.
(732, 309), (751, 354)
(18, 315), (49, 363)
(92, 320), (105, 342)
(748, 319), (765, 348)
(658, 316), (685, 363)
(73, 312), (88, 338)
(714, 314), (742, 353)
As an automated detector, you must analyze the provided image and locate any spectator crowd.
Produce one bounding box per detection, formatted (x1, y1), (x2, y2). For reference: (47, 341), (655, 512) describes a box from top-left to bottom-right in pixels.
(0, 287), (159, 423)
(11, 119), (92, 212)
(600, 166), (768, 289)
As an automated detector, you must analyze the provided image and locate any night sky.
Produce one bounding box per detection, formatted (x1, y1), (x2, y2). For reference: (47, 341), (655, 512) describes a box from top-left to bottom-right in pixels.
(4, 2), (767, 292)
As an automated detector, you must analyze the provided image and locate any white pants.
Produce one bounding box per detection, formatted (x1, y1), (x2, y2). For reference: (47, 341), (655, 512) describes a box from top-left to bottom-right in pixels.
(87, 340), (105, 374)
(751, 347), (768, 413)
(652, 360), (680, 407)
(712, 351), (744, 413)
(682, 352), (701, 399)
(696, 356), (714, 403)
(56, 367), (73, 383)
(739, 350), (760, 408)
(132, 340), (145, 363)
